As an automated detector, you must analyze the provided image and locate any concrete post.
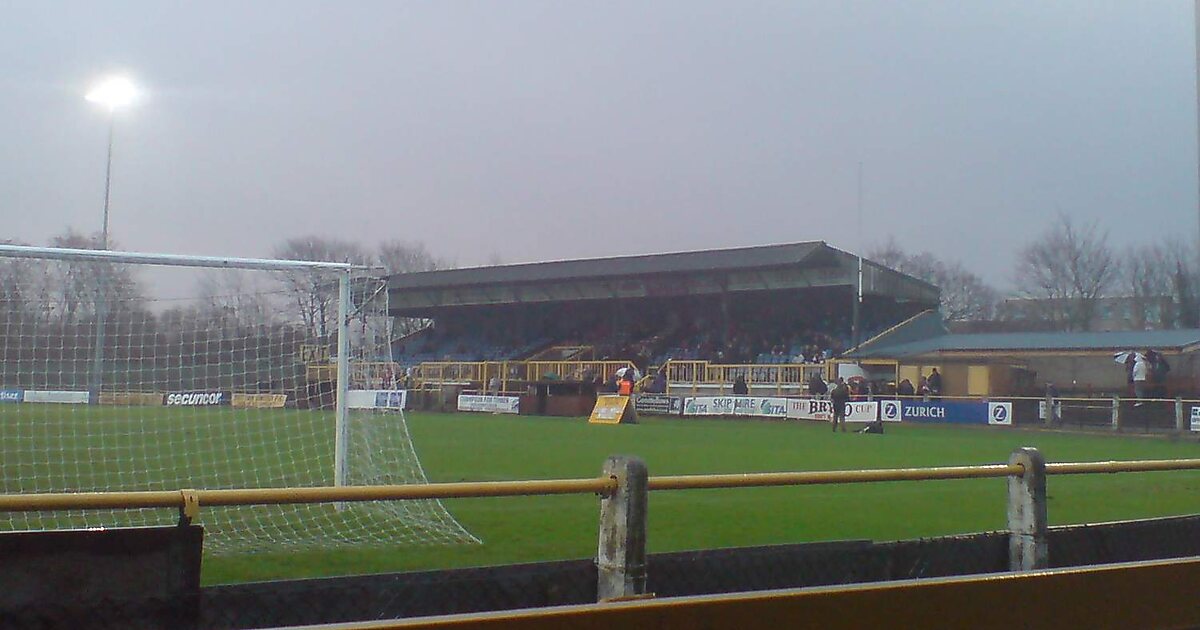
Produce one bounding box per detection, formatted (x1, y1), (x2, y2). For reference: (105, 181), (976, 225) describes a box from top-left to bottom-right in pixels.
(1177, 397), (1186, 433)
(1043, 393), (1054, 427)
(1111, 395), (1121, 432)
(597, 455), (648, 602)
(1007, 447), (1048, 571)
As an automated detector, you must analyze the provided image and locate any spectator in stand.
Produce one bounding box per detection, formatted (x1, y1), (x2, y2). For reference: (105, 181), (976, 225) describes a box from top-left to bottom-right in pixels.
(1147, 349), (1170, 398)
(654, 370), (668, 393)
(897, 378), (915, 397)
(917, 376), (931, 399)
(618, 370), (635, 396)
(732, 375), (749, 395)
(927, 368), (943, 398)
(1132, 350), (1150, 404)
(488, 376), (501, 395)
(808, 373), (828, 399)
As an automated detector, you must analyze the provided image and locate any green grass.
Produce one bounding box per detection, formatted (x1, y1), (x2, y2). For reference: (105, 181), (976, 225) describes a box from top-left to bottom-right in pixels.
(208, 413), (1200, 584)
(5, 407), (1200, 585)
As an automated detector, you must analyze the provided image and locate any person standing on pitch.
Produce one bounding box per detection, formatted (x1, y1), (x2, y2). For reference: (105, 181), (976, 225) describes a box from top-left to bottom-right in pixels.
(830, 377), (850, 432)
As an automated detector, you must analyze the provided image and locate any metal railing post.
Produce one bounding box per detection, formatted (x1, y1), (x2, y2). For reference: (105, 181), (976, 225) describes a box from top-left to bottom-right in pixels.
(1008, 447), (1048, 571)
(1111, 395), (1121, 432)
(597, 455), (648, 602)
(1177, 398), (1185, 433)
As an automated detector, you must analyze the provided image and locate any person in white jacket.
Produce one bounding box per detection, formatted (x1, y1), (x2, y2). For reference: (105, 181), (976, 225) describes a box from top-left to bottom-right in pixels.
(1132, 351), (1150, 403)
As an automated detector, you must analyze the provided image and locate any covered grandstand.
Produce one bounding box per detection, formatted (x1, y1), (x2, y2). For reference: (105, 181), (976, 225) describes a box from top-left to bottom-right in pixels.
(385, 242), (939, 395)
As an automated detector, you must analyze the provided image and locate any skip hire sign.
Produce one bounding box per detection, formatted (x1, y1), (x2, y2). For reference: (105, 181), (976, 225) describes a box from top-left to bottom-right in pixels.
(683, 396), (788, 418)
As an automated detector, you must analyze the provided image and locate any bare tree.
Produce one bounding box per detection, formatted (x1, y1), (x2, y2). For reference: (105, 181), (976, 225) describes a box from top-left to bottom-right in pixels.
(43, 230), (145, 323)
(868, 238), (997, 321)
(1012, 214), (1117, 331)
(1121, 243), (1176, 328)
(272, 237), (370, 339)
(0, 239), (43, 327)
(376, 240), (444, 275)
(375, 240), (449, 339)
(196, 269), (284, 332)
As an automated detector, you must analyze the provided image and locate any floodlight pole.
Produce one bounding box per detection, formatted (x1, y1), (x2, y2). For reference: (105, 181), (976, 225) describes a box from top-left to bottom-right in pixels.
(89, 112), (116, 404)
(852, 163), (863, 350)
(1195, 0), (1200, 304)
(101, 112), (114, 250)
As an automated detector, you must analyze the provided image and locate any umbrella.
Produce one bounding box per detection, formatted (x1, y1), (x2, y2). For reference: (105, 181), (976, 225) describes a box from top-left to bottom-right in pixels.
(615, 367), (629, 378)
(1113, 351), (1142, 365)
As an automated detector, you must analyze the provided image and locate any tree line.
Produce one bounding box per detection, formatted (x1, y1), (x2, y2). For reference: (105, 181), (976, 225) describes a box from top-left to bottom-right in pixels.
(870, 214), (1199, 332)
(0, 232), (449, 389)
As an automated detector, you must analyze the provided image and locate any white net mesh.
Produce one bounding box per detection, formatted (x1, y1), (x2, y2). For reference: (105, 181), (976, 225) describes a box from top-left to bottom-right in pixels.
(0, 249), (478, 553)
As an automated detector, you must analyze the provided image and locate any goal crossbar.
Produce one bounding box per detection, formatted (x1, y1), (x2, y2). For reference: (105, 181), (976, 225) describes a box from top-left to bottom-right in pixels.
(0, 244), (369, 273)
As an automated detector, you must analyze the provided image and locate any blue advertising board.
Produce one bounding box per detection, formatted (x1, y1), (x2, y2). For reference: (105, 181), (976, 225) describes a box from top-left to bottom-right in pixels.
(879, 400), (1013, 426)
(0, 389), (23, 403)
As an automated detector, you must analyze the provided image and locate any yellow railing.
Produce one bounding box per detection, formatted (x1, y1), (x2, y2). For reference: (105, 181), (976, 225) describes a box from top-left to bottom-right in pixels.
(664, 360), (826, 394)
(526, 345), (595, 361)
(411, 360), (635, 388)
(523, 360), (632, 382)
(4, 457), (1200, 515)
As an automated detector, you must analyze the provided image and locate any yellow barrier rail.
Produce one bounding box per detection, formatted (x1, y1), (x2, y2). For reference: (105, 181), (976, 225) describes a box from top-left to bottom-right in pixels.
(410, 360), (635, 389)
(647, 464), (1023, 491)
(5, 457), (1200, 514)
(0, 478), (618, 513)
(664, 360), (825, 388)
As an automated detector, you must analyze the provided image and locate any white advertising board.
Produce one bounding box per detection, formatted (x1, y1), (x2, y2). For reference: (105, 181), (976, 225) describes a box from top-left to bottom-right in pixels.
(457, 395), (520, 414)
(23, 390), (90, 404)
(683, 396), (788, 418)
(788, 398), (878, 422)
(987, 402), (1013, 426)
(346, 390), (407, 410)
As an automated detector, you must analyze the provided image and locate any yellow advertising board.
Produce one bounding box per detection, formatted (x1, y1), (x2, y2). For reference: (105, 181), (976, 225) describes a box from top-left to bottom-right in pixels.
(232, 393), (289, 409)
(99, 392), (165, 406)
(588, 395), (637, 425)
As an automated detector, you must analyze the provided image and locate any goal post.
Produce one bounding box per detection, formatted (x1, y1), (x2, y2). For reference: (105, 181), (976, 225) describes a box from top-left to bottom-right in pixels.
(0, 244), (478, 552)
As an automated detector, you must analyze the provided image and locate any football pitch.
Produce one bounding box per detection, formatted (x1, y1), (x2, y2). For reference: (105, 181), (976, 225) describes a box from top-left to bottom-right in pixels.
(5, 408), (1200, 585)
(206, 412), (1200, 584)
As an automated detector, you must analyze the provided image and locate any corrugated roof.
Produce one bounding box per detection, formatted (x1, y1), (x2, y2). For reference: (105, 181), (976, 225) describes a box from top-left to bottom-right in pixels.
(387, 242), (830, 290)
(853, 328), (1200, 358)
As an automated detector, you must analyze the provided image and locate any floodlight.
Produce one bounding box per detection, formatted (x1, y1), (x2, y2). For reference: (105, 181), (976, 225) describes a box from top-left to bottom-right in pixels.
(85, 76), (138, 109)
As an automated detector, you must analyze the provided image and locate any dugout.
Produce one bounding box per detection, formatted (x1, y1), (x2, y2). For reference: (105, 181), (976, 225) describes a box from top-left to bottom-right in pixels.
(849, 311), (1200, 397)
(385, 242), (939, 391)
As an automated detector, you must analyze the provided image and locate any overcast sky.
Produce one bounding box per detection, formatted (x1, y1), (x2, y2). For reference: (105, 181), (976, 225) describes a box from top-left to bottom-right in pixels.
(1, 1), (1196, 287)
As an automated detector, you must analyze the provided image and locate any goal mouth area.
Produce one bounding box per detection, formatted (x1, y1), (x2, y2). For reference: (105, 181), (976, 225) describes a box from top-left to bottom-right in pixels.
(0, 246), (478, 553)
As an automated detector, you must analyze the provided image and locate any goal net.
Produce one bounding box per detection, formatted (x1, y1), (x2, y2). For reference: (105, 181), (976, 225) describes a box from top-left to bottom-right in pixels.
(0, 245), (478, 553)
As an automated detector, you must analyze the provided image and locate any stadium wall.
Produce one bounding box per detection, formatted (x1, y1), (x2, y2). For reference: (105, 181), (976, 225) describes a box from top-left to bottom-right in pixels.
(192, 514), (1200, 627)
